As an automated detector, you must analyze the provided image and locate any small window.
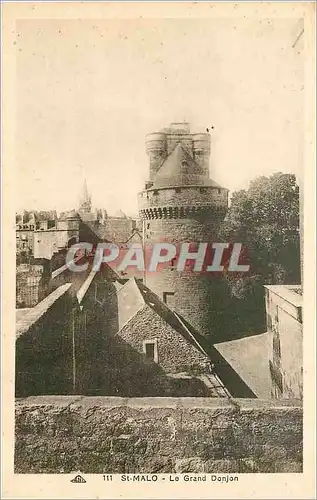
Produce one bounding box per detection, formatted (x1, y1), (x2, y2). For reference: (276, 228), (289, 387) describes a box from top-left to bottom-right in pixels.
(163, 291), (175, 305)
(217, 189), (221, 194)
(153, 190), (159, 195)
(143, 339), (158, 363)
(145, 343), (155, 359)
(147, 223), (150, 229)
(175, 187), (181, 193)
(199, 187), (207, 193)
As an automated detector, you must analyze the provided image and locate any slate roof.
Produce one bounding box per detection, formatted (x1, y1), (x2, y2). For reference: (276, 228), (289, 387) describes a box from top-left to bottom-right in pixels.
(152, 143), (226, 189)
(37, 210), (58, 221)
(214, 333), (271, 399)
(112, 209), (129, 219)
(116, 277), (209, 359)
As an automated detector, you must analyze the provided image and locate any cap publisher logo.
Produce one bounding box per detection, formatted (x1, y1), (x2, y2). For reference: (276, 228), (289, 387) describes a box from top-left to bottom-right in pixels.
(70, 474), (86, 483)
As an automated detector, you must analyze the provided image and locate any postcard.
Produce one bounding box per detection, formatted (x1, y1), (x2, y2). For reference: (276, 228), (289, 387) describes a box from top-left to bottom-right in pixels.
(1, 2), (316, 499)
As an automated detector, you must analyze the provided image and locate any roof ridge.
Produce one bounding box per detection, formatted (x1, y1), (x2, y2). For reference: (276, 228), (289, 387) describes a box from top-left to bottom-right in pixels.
(157, 142), (198, 173)
(173, 311), (210, 358)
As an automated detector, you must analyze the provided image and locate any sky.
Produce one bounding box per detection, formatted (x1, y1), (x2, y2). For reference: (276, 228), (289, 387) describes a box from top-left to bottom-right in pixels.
(15, 17), (304, 216)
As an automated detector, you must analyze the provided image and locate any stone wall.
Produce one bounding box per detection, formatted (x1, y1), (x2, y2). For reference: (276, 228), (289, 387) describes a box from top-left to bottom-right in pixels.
(141, 217), (224, 338)
(15, 397), (302, 474)
(16, 263), (50, 308)
(15, 273), (116, 397)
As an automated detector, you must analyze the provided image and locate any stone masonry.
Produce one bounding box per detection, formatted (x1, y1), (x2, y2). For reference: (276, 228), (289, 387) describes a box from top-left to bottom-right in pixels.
(15, 396), (302, 474)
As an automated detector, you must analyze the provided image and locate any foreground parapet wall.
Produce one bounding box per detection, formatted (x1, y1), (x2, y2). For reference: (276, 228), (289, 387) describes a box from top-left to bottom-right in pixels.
(15, 397), (302, 474)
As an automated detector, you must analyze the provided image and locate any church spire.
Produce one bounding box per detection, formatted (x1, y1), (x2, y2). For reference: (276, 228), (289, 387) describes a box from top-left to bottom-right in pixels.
(79, 178), (92, 214)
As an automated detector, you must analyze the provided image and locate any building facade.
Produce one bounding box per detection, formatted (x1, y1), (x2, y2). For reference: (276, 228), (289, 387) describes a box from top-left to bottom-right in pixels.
(33, 212), (80, 260)
(264, 285), (303, 399)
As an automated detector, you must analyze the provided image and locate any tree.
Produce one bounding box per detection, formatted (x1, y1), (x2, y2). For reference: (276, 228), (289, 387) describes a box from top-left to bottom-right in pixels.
(219, 172), (300, 300)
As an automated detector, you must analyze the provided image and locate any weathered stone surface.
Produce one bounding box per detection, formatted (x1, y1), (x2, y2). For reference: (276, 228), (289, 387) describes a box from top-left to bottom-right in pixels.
(15, 396), (302, 474)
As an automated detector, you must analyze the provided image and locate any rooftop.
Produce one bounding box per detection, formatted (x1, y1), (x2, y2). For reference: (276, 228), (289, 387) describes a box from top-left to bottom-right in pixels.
(111, 209), (129, 219)
(264, 284), (303, 307)
(214, 333), (271, 399)
(16, 283), (72, 339)
(151, 142), (226, 190)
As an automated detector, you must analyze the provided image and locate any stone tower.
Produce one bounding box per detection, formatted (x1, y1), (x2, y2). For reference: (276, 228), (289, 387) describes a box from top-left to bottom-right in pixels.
(138, 122), (228, 337)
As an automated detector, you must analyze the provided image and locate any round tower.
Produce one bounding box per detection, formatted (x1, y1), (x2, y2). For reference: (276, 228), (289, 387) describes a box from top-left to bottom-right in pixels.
(138, 123), (228, 338)
(192, 133), (211, 177)
(145, 132), (167, 181)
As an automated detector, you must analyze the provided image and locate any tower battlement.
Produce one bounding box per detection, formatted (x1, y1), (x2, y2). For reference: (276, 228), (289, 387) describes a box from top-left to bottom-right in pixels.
(138, 185), (228, 221)
(145, 122), (211, 180)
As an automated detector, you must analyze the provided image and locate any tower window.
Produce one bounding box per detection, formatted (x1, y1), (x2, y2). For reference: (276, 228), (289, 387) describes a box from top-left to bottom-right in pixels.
(143, 339), (158, 363)
(170, 258), (177, 268)
(147, 223), (150, 229)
